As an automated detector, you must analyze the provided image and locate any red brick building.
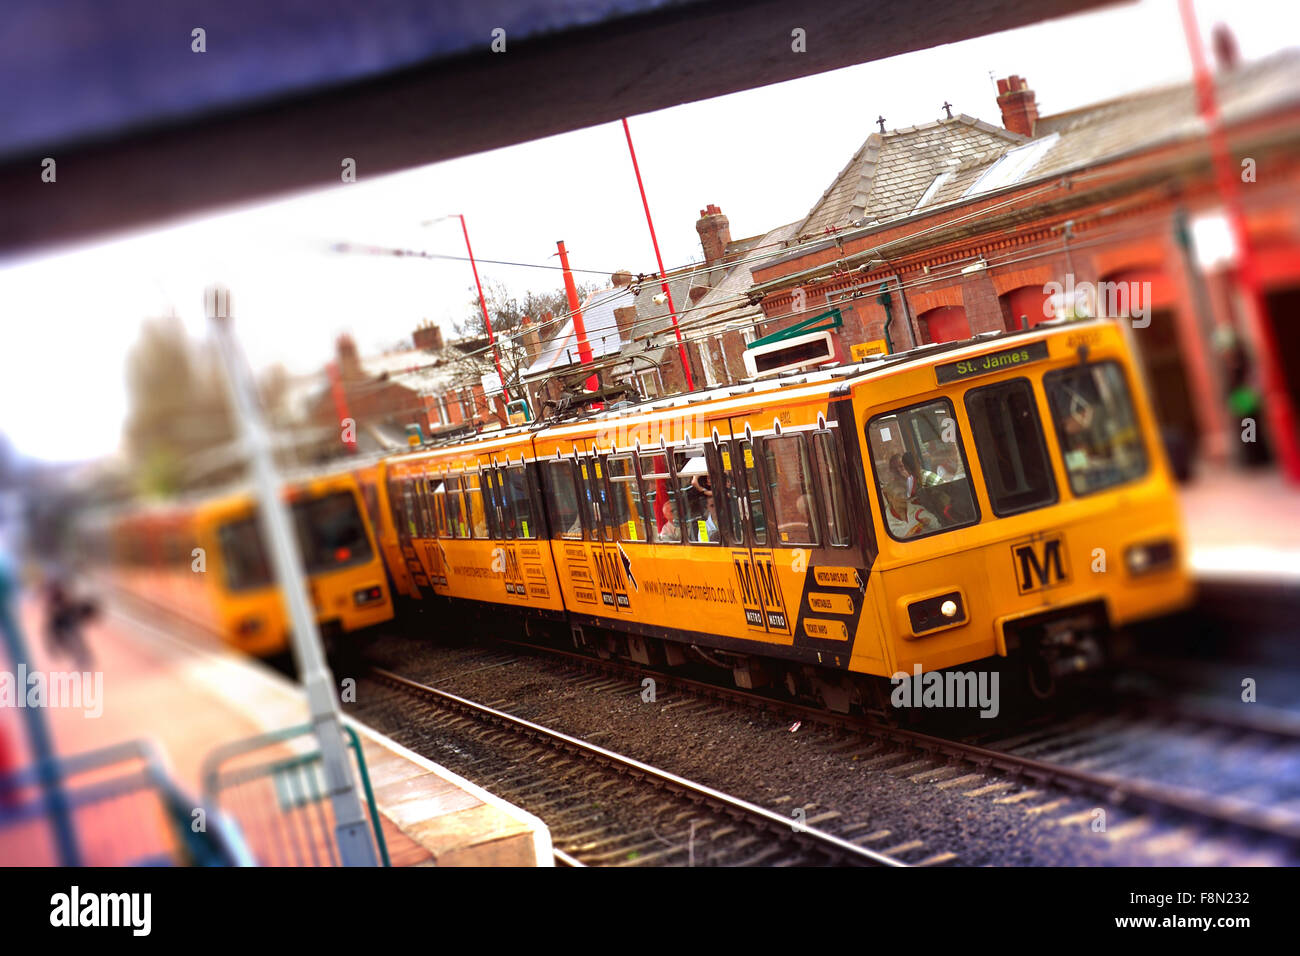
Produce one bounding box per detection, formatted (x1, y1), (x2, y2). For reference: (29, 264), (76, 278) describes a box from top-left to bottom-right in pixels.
(307, 324), (506, 457)
(742, 51), (1300, 474)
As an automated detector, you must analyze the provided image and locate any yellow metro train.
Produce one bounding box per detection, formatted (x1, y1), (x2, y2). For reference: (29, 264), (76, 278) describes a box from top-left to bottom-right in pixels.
(103, 470), (394, 657)
(377, 316), (1193, 710)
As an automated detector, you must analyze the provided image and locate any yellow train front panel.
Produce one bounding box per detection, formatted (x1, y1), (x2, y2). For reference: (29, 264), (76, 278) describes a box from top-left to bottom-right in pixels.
(852, 319), (1192, 678)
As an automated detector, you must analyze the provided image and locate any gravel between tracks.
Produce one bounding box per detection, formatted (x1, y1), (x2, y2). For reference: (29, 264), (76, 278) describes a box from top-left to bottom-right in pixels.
(344, 628), (1294, 866)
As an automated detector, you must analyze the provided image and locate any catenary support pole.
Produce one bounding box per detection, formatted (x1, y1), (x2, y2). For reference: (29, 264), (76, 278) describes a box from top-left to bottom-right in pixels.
(207, 285), (378, 866)
(622, 118), (695, 392)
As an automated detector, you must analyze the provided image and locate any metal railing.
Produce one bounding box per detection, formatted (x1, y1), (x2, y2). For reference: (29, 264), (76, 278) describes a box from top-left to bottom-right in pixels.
(0, 738), (254, 866)
(200, 723), (390, 867)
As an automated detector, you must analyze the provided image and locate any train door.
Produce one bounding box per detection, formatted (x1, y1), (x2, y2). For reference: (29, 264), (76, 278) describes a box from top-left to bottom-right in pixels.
(483, 463), (527, 600)
(722, 425), (792, 638)
(581, 447), (631, 613)
(397, 475), (432, 592)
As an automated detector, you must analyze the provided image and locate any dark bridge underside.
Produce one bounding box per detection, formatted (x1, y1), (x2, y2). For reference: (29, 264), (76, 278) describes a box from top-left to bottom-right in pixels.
(1, 0), (1110, 257)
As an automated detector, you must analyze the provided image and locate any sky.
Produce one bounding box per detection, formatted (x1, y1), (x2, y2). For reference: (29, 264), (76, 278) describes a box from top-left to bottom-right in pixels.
(1, 0), (1297, 463)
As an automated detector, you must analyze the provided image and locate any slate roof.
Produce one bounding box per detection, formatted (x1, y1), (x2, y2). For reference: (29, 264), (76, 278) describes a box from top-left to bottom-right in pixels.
(921, 50), (1300, 209)
(523, 286), (635, 376)
(795, 51), (1300, 236)
(686, 221), (802, 327)
(797, 115), (1026, 236)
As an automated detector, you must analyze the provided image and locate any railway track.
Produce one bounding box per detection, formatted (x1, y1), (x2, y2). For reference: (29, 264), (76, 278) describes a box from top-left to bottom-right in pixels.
(481, 637), (1300, 852)
(359, 666), (911, 867)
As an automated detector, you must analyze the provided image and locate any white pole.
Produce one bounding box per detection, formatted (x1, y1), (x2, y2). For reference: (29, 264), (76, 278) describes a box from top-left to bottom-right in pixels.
(206, 286), (378, 867)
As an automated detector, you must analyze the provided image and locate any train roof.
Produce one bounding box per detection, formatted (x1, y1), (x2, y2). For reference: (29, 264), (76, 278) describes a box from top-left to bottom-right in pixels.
(388, 316), (1115, 458)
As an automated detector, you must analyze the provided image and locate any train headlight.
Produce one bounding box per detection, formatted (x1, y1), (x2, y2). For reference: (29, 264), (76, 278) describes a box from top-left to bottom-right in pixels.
(1125, 540), (1175, 576)
(906, 591), (965, 636)
(353, 585), (384, 606)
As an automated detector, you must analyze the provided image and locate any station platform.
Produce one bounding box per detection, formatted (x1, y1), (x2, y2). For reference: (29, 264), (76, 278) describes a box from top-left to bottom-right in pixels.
(0, 594), (552, 866)
(1180, 463), (1300, 583)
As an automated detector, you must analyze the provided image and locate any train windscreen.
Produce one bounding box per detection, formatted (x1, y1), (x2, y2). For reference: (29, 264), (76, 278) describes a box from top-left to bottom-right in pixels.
(217, 490), (373, 590)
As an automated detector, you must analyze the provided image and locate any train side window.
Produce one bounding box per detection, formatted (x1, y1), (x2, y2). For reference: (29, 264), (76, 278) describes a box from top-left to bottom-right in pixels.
(811, 431), (851, 547)
(479, 469), (502, 539)
(494, 468), (514, 539)
(445, 476), (466, 538)
(965, 378), (1058, 516)
(639, 453), (674, 543)
(402, 480), (419, 538)
(739, 440), (767, 546)
(547, 460), (585, 539)
(672, 448), (718, 545)
(420, 476), (437, 537)
(463, 472), (488, 538)
(866, 399), (979, 541)
(409, 476), (424, 537)
(607, 455), (647, 542)
(761, 435), (819, 546)
(503, 466), (536, 539)
(577, 456), (607, 541)
(430, 478), (448, 538)
(716, 441), (745, 545)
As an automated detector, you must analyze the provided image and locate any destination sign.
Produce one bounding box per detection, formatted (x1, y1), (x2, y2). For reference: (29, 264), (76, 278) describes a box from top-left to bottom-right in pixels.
(935, 340), (1049, 384)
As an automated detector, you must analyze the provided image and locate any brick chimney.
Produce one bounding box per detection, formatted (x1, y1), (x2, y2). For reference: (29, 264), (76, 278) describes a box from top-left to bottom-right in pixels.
(1212, 23), (1240, 71)
(696, 204), (732, 266)
(996, 75), (1039, 138)
(336, 334), (362, 379)
(613, 306), (637, 343)
(610, 270), (638, 343)
(520, 316), (542, 363)
(413, 322), (444, 352)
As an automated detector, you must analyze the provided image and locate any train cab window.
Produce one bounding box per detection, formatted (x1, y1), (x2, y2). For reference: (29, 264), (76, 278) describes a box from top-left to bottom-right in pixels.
(739, 440), (767, 546)
(672, 448), (719, 544)
(1044, 361), (1148, 495)
(965, 378), (1057, 516)
(292, 491), (374, 572)
(547, 460), (585, 539)
(715, 442), (745, 545)
(867, 399), (979, 541)
(639, 453), (674, 543)
(502, 466), (537, 539)
(463, 472), (488, 538)
(607, 455), (647, 542)
(811, 431), (851, 547)
(445, 476), (467, 538)
(761, 435), (819, 546)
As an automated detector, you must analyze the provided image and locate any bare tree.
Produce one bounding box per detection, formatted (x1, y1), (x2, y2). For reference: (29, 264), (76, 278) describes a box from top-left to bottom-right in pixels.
(453, 278), (598, 400)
